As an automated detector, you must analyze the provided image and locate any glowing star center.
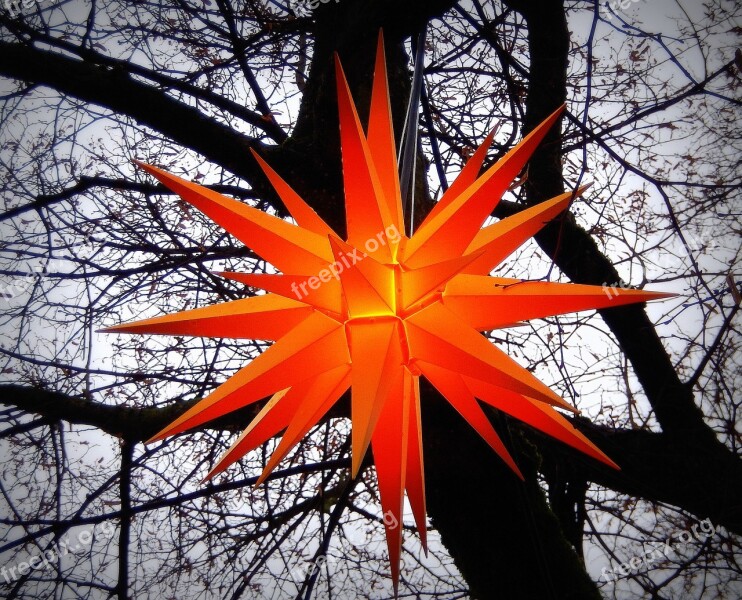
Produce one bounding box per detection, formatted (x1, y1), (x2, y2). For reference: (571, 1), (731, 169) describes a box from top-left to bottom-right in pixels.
(333, 236), (480, 381)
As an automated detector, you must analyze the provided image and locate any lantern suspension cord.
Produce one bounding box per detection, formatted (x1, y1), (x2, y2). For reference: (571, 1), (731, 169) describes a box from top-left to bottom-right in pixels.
(398, 24), (427, 237)
(421, 79), (449, 194)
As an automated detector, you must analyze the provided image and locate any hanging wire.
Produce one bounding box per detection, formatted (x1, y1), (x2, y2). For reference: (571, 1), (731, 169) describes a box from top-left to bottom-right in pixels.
(421, 80), (449, 194)
(398, 24), (427, 237)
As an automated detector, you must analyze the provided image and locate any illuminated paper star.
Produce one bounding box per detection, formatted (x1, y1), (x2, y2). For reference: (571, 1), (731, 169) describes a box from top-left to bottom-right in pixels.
(104, 32), (671, 590)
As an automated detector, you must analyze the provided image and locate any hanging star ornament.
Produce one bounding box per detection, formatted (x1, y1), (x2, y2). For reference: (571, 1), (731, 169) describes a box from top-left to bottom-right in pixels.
(103, 32), (671, 591)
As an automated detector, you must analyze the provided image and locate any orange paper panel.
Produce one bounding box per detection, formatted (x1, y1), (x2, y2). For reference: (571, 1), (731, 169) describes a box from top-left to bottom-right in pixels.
(216, 271), (343, 317)
(147, 312), (349, 442)
(366, 30), (404, 238)
(250, 149), (336, 238)
(371, 368), (410, 590)
(418, 361), (523, 479)
(464, 375), (618, 469)
(400, 251), (483, 310)
(204, 387), (295, 480)
(329, 236), (395, 318)
(348, 319), (405, 477)
(405, 302), (575, 411)
(100, 293), (313, 341)
(422, 127), (497, 225)
(256, 365), (352, 484)
(135, 161), (333, 274)
(402, 106), (565, 267)
(463, 185), (590, 275)
(334, 57), (395, 262)
(443, 275), (675, 331)
(403, 372), (427, 553)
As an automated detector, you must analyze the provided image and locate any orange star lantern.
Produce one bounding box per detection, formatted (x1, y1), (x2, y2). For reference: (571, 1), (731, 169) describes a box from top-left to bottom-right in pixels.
(104, 33), (670, 591)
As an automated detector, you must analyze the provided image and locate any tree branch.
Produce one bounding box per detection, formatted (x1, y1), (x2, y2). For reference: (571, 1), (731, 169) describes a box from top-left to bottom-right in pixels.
(0, 176), (256, 223)
(0, 384), (350, 444)
(0, 41), (268, 187)
(538, 421), (742, 537)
